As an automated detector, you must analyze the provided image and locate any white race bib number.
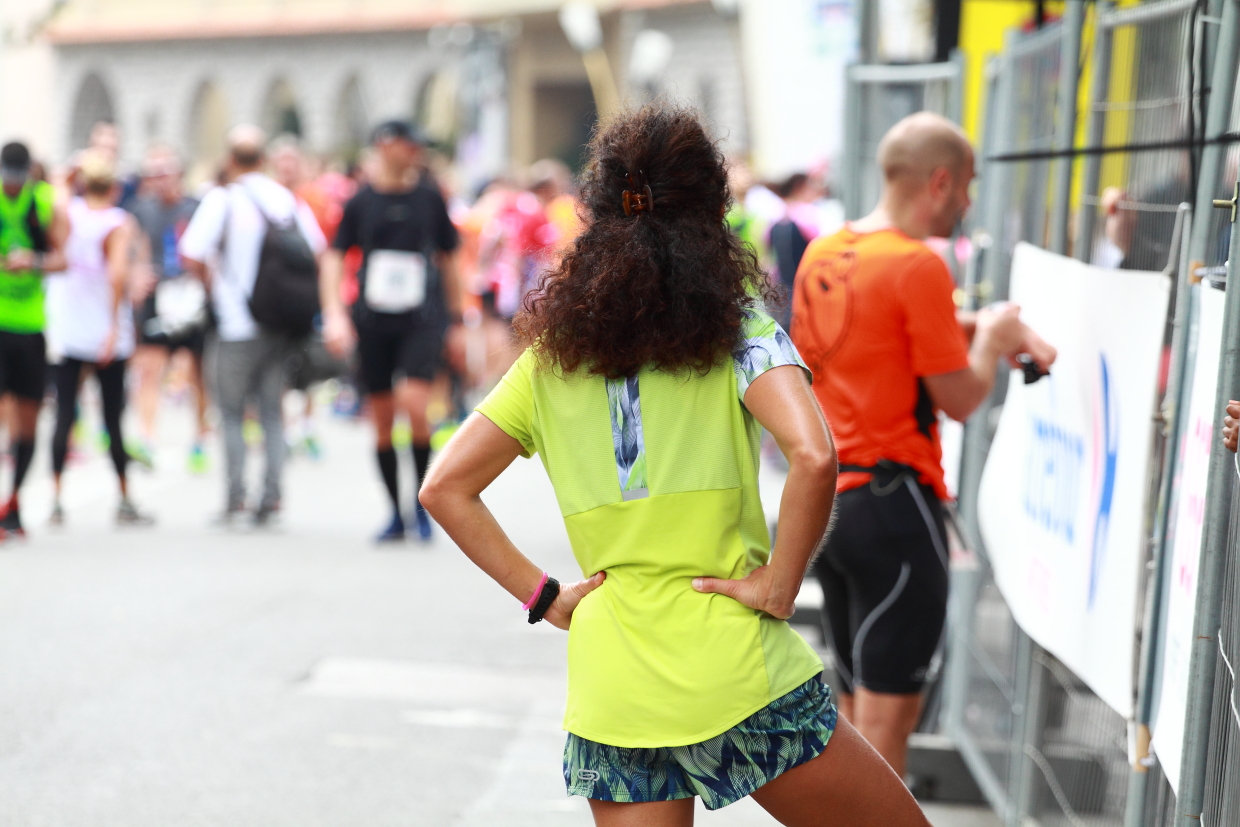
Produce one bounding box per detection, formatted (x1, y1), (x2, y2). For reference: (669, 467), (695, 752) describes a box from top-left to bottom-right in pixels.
(154, 276), (207, 330)
(365, 250), (427, 313)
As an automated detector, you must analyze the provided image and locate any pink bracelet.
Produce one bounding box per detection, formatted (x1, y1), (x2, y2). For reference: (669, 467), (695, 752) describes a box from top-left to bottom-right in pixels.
(522, 571), (550, 611)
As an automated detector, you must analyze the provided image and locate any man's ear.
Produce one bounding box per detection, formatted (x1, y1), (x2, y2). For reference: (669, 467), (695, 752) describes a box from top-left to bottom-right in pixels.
(929, 166), (953, 200)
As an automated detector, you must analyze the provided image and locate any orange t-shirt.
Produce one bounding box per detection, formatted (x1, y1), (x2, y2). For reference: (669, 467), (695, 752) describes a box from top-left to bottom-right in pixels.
(791, 227), (969, 500)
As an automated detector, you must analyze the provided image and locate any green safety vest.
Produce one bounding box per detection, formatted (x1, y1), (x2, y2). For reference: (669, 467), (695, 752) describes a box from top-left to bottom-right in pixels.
(0, 181), (54, 334)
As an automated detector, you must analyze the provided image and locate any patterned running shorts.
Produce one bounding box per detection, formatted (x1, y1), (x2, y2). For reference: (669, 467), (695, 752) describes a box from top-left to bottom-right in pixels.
(563, 675), (837, 810)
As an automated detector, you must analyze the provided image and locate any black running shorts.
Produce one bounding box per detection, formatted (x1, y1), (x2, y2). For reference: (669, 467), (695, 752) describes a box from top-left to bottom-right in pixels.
(813, 475), (949, 696)
(0, 331), (46, 402)
(354, 314), (447, 393)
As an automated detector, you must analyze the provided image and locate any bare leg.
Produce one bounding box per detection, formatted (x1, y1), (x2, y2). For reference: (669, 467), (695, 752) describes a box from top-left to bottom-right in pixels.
(132, 345), (169, 443)
(396, 378), (432, 444)
(750, 716), (930, 827)
(370, 391), (396, 449)
(851, 689), (923, 778)
(189, 352), (209, 441)
(837, 692), (855, 722)
(588, 798), (694, 827)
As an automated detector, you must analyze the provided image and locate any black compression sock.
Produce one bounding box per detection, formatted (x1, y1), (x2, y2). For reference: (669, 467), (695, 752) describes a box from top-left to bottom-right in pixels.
(377, 447), (399, 511)
(412, 443), (431, 506)
(13, 439), (35, 492)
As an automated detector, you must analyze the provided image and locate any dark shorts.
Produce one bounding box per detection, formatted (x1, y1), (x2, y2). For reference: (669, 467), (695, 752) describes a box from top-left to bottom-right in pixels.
(0, 331), (46, 401)
(564, 677), (836, 810)
(135, 297), (207, 355)
(813, 475), (950, 695)
(354, 312), (447, 393)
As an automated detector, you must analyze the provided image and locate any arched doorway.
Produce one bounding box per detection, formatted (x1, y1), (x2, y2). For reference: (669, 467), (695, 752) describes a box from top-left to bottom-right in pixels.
(68, 72), (116, 153)
(415, 68), (459, 145)
(334, 75), (368, 161)
(186, 80), (230, 186)
(261, 78), (303, 139)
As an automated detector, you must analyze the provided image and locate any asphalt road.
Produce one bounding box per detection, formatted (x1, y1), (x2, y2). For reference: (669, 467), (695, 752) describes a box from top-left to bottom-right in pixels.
(0, 396), (997, 827)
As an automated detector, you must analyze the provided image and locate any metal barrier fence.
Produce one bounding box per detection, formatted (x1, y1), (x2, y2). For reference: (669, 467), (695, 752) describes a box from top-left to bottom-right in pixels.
(840, 56), (964, 221)
(939, 1), (1240, 826)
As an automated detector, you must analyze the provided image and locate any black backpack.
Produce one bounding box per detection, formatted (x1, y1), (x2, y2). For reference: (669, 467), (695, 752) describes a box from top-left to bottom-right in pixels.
(241, 186), (320, 336)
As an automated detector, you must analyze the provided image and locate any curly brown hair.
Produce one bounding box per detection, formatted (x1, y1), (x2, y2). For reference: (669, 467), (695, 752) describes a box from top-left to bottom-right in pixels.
(514, 105), (776, 379)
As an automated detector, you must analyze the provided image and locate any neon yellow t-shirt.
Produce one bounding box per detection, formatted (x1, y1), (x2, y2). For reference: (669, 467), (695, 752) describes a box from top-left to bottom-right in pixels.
(476, 309), (824, 748)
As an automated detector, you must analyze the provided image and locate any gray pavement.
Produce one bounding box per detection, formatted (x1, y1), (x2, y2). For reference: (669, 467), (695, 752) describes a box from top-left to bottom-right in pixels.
(0, 397), (997, 826)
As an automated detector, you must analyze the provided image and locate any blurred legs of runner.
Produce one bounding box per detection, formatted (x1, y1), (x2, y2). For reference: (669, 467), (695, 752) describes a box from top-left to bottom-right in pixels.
(836, 691), (923, 779)
(586, 717), (929, 826)
(2, 396), (39, 536)
(371, 376), (432, 539)
(214, 333), (287, 524)
(50, 359), (154, 525)
(132, 343), (209, 470)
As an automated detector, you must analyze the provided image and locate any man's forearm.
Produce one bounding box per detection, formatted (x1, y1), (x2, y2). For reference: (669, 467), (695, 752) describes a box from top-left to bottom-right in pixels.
(320, 250), (344, 316)
(438, 252), (463, 318)
(957, 310), (978, 343)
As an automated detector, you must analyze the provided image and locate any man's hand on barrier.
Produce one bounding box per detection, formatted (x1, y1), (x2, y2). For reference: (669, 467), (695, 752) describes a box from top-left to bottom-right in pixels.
(1224, 401), (1240, 453)
(1012, 321), (1057, 373)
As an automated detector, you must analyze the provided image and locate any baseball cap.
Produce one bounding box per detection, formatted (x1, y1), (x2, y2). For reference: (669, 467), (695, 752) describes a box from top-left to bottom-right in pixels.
(0, 142), (31, 186)
(371, 120), (427, 146)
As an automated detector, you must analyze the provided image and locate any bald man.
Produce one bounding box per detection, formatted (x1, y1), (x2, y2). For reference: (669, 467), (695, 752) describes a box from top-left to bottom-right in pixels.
(791, 112), (1055, 777)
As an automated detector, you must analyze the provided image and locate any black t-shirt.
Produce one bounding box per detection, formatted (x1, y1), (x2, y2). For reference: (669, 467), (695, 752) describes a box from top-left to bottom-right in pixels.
(335, 179), (459, 327)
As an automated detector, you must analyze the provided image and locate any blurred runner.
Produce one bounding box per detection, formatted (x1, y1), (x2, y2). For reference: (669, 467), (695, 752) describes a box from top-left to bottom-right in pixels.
(47, 151), (154, 526)
(792, 112), (1056, 777)
(0, 141), (68, 537)
(180, 125), (327, 527)
(128, 145), (209, 472)
(321, 120), (462, 544)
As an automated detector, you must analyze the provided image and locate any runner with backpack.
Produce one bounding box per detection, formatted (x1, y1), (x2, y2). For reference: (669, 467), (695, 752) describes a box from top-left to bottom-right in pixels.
(178, 125), (326, 527)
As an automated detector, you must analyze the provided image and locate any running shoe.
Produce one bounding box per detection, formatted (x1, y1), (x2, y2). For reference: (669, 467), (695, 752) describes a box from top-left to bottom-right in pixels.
(1, 497), (24, 537)
(413, 505), (432, 543)
(49, 502), (65, 527)
(212, 502), (247, 527)
(375, 513), (405, 544)
(117, 499), (155, 526)
(188, 443), (208, 475)
(127, 440), (155, 471)
(252, 499), (281, 528)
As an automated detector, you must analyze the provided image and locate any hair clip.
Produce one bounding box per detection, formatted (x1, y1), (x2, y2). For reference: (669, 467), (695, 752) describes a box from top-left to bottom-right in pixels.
(622, 171), (654, 216)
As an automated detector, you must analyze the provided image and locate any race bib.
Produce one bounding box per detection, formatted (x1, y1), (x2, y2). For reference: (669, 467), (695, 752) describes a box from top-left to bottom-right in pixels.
(365, 249), (427, 313)
(154, 275), (207, 330)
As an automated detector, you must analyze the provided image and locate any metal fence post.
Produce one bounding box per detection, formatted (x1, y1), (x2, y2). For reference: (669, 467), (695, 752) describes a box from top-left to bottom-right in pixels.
(1049, 0), (1084, 255)
(1124, 205), (1192, 827)
(1176, 181), (1240, 824)
(842, 67), (862, 220)
(1188, 0), (1240, 267)
(1074, 1), (1114, 263)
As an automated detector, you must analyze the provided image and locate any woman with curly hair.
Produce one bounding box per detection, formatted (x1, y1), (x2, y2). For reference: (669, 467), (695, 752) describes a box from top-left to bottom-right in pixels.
(420, 106), (929, 826)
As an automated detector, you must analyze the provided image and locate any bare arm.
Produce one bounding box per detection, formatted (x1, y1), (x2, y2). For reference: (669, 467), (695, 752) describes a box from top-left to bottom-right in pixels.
(437, 250), (463, 318)
(925, 304), (1058, 422)
(418, 413), (605, 629)
(98, 219), (134, 364)
(692, 365), (838, 619)
(42, 202), (69, 273)
(319, 248), (355, 357)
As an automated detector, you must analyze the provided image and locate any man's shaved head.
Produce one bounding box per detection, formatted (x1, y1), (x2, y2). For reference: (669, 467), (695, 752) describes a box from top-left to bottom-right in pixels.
(877, 112), (972, 186)
(227, 123), (267, 169)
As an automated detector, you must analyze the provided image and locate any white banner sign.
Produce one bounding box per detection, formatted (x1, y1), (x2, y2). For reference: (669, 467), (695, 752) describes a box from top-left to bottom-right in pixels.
(1151, 283), (1226, 792)
(979, 243), (1170, 717)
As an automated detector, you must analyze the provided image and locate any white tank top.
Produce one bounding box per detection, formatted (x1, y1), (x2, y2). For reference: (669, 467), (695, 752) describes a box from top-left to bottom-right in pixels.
(49, 197), (135, 362)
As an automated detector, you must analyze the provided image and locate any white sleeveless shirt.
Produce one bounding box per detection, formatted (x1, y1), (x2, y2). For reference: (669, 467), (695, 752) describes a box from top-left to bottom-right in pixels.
(49, 198), (135, 362)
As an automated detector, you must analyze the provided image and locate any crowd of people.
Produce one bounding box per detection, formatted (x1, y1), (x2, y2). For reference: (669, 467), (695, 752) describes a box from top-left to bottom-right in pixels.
(0, 116), (590, 539)
(2, 102), (1065, 823)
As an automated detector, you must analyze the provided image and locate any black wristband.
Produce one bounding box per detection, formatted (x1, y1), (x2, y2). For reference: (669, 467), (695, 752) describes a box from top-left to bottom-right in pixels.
(527, 576), (561, 624)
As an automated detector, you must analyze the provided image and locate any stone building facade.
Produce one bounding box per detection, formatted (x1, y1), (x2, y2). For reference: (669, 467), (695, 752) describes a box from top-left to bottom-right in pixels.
(48, 0), (747, 188)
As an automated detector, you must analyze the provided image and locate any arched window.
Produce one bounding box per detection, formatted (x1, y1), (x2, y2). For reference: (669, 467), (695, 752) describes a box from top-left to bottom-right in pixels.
(69, 72), (116, 153)
(334, 75), (368, 159)
(415, 68), (459, 144)
(261, 78), (303, 139)
(186, 80), (230, 185)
